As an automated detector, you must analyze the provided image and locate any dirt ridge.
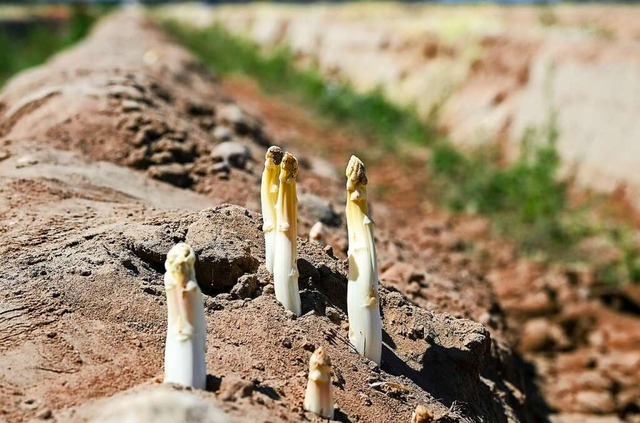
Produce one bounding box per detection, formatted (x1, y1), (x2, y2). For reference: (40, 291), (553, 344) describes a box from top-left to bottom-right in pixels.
(0, 9), (539, 423)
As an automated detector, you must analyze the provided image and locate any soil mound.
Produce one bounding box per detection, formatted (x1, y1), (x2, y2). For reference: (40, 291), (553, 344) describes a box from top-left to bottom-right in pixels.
(0, 10), (534, 422)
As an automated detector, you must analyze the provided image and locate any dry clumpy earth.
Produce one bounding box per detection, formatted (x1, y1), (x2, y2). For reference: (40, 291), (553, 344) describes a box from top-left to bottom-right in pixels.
(223, 78), (640, 423)
(215, 28), (640, 423)
(0, 9), (633, 423)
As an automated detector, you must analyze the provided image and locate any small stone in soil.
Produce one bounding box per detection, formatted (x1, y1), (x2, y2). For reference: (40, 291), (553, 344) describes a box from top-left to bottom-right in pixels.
(325, 306), (341, 324)
(301, 340), (315, 352)
(36, 409), (52, 420)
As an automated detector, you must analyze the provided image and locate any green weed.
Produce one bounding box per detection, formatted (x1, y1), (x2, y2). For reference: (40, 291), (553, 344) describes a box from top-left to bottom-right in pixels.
(0, 4), (105, 87)
(163, 19), (639, 285)
(162, 21), (432, 150)
(430, 118), (571, 254)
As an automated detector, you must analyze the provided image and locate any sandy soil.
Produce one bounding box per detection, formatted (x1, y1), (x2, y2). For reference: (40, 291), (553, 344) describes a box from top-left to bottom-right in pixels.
(0, 10), (541, 423)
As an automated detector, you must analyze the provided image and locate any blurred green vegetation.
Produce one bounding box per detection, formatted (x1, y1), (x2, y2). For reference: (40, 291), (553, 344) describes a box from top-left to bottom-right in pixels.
(0, 4), (105, 87)
(162, 21), (431, 150)
(429, 121), (569, 255)
(163, 20), (639, 286)
(430, 116), (640, 284)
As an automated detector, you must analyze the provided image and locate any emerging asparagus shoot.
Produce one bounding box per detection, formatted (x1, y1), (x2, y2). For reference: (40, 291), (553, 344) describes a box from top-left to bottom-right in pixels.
(163, 243), (207, 389)
(411, 405), (432, 423)
(261, 146), (284, 273)
(309, 221), (324, 243)
(345, 155), (382, 365)
(273, 152), (301, 316)
(303, 347), (334, 419)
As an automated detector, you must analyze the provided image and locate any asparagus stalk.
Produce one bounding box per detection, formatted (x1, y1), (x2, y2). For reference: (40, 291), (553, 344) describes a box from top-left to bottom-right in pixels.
(261, 146), (284, 273)
(345, 155), (382, 365)
(303, 347), (334, 419)
(273, 152), (301, 316)
(411, 405), (432, 423)
(163, 243), (207, 389)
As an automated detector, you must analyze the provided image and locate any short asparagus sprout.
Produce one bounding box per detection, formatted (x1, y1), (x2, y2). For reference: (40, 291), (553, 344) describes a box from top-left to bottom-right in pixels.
(411, 404), (433, 423)
(163, 243), (207, 389)
(345, 155), (382, 365)
(303, 347), (334, 419)
(309, 221), (324, 243)
(261, 146), (284, 273)
(273, 152), (301, 315)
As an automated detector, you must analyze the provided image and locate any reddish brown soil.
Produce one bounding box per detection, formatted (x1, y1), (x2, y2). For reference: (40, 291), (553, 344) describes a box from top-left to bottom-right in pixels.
(221, 66), (640, 423)
(1, 9), (639, 423)
(0, 10), (537, 423)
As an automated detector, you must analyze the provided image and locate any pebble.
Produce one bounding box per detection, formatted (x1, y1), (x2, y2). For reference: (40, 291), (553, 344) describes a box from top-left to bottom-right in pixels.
(121, 100), (143, 112)
(262, 284), (275, 296)
(36, 409), (52, 420)
(230, 274), (258, 299)
(211, 141), (250, 170)
(15, 155), (39, 168)
(574, 390), (616, 414)
(213, 125), (234, 142)
(281, 338), (292, 349)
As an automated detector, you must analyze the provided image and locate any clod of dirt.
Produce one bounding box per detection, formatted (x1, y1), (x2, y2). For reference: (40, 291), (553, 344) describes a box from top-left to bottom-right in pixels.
(122, 206), (262, 294)
(219, 375), (255, 402)
(211, 141), (251, 170)
(0, 9), (542, 423)
(213, 126), (234, 143)
(88, 386), (229, 423)
(298, 192), (342, 227)
(216, 102), (262, 136)
(412, 404), (433, 423)
(147, 163), (194, 188)
(230, 274), (259, 299)
(520, 318), (568, 352)
(185, 206), (261, 293)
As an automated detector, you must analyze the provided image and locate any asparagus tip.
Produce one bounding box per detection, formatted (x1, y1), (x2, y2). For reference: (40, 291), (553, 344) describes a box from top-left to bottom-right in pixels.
(346, 155), (367, 189)
(309, 346), (331, 375)
(280, 152), (299, 182)
(309, 221), (324, 243)
(266, 146), (284, 165)
(165, 242), (196, 271)
(411, 404), (433, 423)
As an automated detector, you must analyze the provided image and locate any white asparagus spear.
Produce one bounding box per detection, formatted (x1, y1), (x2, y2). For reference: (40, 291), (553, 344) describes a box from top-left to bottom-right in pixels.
(163, 243), (207, 389)
(345, 155), (382, 365)
(303, 347), (334, 419)
(261, 146), (284, 273)
(411, 404), (433, 423)
(273, 152), (301, 316)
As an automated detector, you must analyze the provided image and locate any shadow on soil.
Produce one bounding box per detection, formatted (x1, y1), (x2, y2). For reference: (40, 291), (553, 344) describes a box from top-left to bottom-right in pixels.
(382, 343), (551, 422)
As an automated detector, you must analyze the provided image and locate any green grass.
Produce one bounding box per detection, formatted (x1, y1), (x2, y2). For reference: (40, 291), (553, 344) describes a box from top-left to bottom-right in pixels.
(432, 118), (640, 282)
(0, 4), (105, 87)
(429, 118), (571, 255)
(162, 21), (432, 150)
(163, 19), (639, 286)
